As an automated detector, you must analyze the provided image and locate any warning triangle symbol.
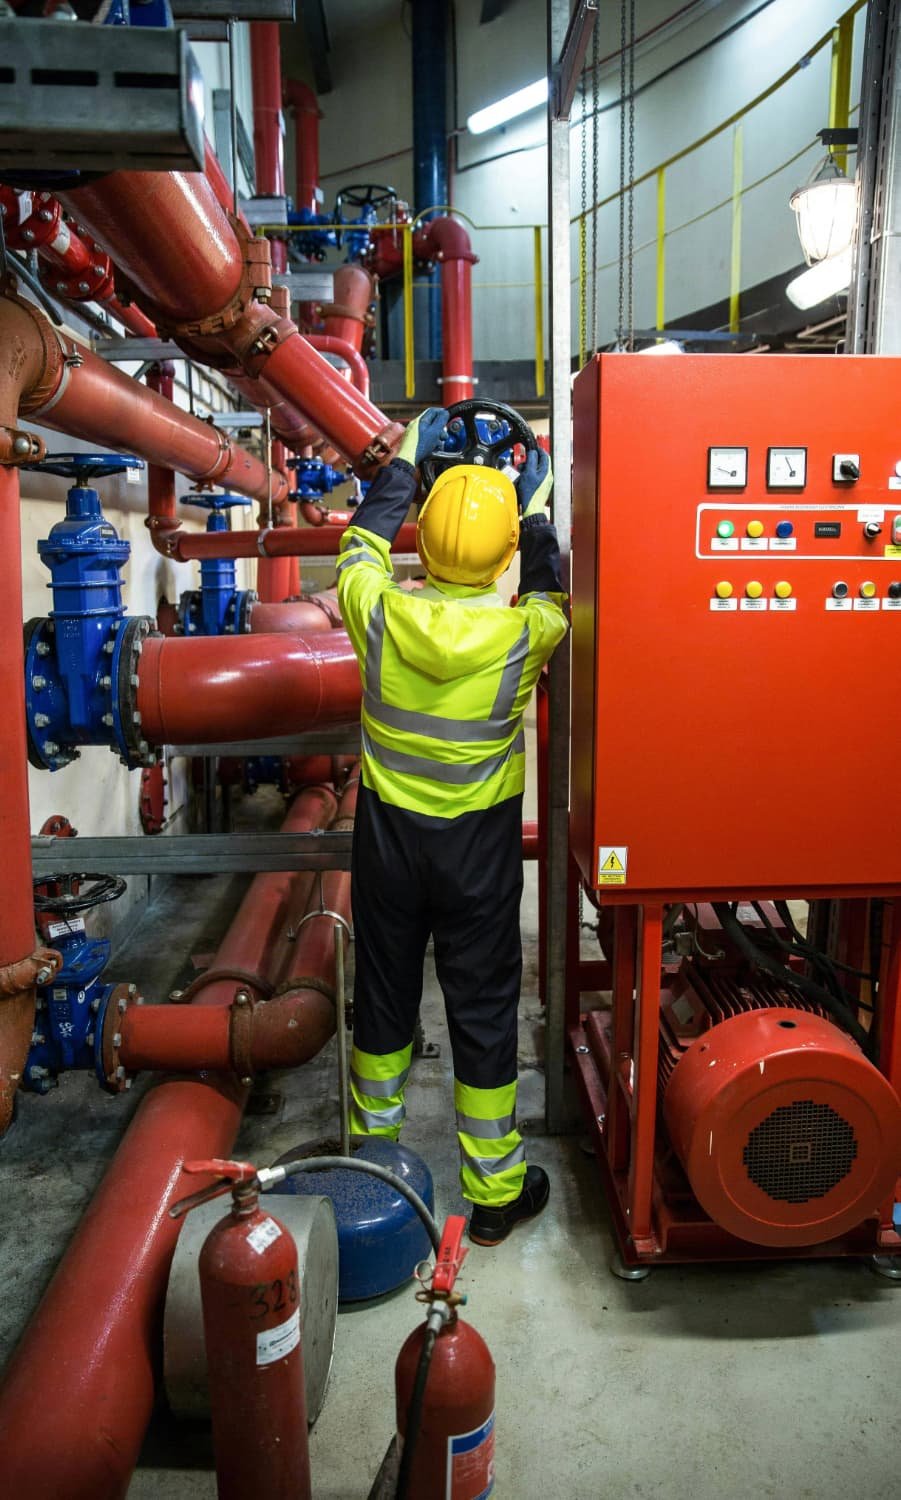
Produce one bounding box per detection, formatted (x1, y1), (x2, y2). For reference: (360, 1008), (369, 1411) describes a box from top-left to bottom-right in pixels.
(601, 850), (624, 873)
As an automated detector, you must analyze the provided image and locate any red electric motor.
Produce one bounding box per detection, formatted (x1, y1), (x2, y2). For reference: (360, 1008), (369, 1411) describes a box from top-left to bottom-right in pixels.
(172, 1159), (311, 1500)
(395, 1215), (496, 1500)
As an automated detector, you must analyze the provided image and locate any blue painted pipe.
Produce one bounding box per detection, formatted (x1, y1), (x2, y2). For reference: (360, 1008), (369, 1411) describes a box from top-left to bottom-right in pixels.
(412, 0), (448, 361)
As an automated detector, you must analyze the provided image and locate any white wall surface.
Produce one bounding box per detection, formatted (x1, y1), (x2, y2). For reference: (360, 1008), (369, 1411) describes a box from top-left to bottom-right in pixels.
(304, 0), (865, 359)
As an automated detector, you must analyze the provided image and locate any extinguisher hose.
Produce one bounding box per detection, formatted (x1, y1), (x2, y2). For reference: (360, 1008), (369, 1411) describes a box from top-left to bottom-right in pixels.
(258, 1154), (441, 1251)
(395, 1310), (446, 1500)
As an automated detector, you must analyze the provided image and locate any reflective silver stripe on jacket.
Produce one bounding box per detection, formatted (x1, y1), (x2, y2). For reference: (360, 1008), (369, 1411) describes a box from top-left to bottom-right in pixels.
(363, 692), (519, 744)
(349, 1064), (411, 1099)
(336, 545), (383, 575)
(364, 610), (529, 743)
(352, 1100), (406, 1131)
(365, 598), (386, 697)
(362, 727), (525, 785)
(460, 1142), (526, 1178)
(456, 1110), (517, 1140)
(490, 625), (530, 718)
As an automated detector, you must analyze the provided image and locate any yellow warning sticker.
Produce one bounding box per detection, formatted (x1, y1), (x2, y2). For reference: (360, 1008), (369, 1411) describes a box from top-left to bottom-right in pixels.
(884, 544), (901, 558)
(598, 846), (628, 885)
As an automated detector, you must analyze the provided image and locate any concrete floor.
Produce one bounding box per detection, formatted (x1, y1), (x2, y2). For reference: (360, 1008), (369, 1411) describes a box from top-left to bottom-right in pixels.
(2, 789), (900, 1499)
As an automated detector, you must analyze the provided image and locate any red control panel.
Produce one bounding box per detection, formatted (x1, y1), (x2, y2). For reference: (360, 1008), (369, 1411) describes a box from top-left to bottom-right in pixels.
(570, 353), (901, 901)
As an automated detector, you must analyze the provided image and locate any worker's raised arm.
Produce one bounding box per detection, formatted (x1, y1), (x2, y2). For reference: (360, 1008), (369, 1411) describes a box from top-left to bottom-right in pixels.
(515, 448), (569, 664)
(337, 406), (448, 645)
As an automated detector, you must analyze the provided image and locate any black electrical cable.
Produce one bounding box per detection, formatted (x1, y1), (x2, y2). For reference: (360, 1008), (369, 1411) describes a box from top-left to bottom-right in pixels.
(712, 902), (874, 1057)
(773, 900), (877, 985)
(2, 247), (64, 326)
(751, 901), (872, 1015)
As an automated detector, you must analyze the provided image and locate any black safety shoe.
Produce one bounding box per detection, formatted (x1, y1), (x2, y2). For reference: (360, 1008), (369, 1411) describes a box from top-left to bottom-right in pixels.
(468, 1165), (550, 1246)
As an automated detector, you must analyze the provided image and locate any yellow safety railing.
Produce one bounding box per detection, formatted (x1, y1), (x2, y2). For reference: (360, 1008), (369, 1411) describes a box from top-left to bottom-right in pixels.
(574, 0), (864, 347)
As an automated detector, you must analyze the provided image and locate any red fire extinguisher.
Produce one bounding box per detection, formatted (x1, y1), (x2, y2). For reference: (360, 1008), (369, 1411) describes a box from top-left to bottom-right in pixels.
(395, 1215), (496, 1500)
(171, 1159), (311, 1500)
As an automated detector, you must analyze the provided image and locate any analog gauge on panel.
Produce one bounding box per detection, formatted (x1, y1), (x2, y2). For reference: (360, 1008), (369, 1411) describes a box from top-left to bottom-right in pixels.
(767, 446), (807, 488)
(708, 447), (748, 488)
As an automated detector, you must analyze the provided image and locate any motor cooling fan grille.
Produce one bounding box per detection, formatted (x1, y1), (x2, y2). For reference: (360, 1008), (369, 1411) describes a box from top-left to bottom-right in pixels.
(742, 1099), (859, 1204)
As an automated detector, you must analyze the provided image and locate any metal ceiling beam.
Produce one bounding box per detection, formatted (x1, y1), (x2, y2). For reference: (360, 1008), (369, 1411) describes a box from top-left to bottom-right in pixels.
(552, 0), (598, 122)
(300, 0), (332, 95)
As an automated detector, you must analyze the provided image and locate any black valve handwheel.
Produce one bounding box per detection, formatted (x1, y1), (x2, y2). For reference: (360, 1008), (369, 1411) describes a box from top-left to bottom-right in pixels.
(418, 398), (539, 495)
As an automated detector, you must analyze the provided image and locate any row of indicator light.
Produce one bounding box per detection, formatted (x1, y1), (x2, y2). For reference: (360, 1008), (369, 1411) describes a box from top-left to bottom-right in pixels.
(714, 581), (793, 599)
(716, 520), (794, 540)
(713, 580), (901, 600)
(831, 580), (901, 599)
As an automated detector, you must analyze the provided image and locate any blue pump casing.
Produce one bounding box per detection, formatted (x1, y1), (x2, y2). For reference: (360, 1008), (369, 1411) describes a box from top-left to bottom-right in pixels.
(272, 1137), (435, 1302)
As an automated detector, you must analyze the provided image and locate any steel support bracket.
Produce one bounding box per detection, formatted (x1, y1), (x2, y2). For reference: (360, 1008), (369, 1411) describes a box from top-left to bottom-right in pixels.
(552, 0), (598, 122)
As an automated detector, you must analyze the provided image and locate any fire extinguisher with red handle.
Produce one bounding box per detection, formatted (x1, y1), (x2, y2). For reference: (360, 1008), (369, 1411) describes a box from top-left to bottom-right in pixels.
(395, 1215), (496, 1500)
(171, 1159), (312, 1500)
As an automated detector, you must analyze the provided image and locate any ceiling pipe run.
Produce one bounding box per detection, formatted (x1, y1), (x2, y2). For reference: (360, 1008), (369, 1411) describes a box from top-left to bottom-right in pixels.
(283, 78), (322, 219)
(0, 784), (339, 1496)
(250, 22), (288, 275)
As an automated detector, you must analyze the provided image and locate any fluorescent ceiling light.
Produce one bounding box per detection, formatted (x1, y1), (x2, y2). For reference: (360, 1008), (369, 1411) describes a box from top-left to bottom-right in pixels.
(638, 340), (684, 355)
(785, 246), (853, 311)
(466, 78), (548, 135)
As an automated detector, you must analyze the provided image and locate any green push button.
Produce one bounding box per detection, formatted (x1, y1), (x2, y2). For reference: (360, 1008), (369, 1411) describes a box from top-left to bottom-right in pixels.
(716, 520), (735, 539)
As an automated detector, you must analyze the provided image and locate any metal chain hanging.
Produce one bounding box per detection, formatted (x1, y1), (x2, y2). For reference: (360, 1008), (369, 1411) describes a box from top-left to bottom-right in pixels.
(579, 70), (588, 368)
(616, 0), (627, 348)
(627, 0), (636, 350)
(589, 18), (600, 356)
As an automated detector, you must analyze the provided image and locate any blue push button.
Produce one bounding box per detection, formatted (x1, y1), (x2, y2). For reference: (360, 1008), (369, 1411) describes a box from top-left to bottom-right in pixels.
(775, 520), (794, 539)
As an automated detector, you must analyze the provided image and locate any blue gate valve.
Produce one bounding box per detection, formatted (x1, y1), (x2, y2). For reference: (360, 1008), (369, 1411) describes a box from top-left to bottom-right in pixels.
(287, 455), (350, 501)
(23, 453), (157, 771)
(177, 492), (257, 637)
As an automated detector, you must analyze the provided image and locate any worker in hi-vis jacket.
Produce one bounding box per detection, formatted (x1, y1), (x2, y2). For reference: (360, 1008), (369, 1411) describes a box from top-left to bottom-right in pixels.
(337, 407), (568, 1245)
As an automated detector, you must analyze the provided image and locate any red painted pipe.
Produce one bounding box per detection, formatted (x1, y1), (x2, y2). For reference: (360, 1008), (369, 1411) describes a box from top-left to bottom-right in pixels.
(136, 630), (361, 745)
(250, 22), (287, 275)
(59, 172), (245, 324)
(0, 466), (38, 1136)
(21, 327), (290, 506)
(283, 78), (321, 218)
(249, 599), (334, 633)
(57, 173), (402, 474)
(154, 520), (418, 562)
(320, 263), (374, 353)
(203, 136), (251, 233)
(0, 787), (336, 1496)
(307, 333), (370, 397)
(414, 218), (477, 401)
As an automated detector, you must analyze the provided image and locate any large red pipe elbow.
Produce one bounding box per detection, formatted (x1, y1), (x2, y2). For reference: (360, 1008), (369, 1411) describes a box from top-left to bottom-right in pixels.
(320, 264), (374, 354)
(136, 630), (362, 744)
(249, 599), (335, 634)
(306, 334), (370, 397)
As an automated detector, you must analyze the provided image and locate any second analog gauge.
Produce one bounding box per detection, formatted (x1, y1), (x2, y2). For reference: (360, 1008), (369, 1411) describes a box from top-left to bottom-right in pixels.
(767, 446), (807, 488)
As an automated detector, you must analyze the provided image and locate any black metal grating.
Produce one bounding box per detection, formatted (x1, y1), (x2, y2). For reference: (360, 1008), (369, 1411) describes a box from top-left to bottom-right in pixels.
(742, 1100), (858, 1204)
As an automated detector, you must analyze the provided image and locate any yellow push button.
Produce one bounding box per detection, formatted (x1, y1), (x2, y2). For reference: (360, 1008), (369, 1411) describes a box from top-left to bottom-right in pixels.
(774, 581), (793, 599)
(746, 580), (764, 599)
(747, 520), (765, 538)
(715, 581), (734, 599)
(860, 580), (877, 598)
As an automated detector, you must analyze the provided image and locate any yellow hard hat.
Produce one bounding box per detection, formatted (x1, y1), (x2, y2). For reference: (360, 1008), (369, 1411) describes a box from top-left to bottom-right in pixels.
(416, 464), (519, 587)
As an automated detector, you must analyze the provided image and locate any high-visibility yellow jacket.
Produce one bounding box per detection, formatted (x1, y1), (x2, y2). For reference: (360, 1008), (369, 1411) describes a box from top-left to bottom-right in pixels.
(337, 458), (568, 818)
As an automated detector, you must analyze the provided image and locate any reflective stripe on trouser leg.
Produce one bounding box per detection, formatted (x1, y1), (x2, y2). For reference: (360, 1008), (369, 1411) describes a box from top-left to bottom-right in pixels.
(349, 1042), (413, 1139)
(454, 1079), (526, 1207)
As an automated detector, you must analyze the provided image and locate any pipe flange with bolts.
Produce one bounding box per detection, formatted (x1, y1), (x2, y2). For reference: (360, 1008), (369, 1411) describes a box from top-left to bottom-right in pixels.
(99, 982), (142, 1094)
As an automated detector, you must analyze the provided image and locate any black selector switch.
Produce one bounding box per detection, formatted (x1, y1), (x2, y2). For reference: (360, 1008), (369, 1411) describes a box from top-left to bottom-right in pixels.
(889, 582), (901, 600)
(840, 459), (861, 480)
